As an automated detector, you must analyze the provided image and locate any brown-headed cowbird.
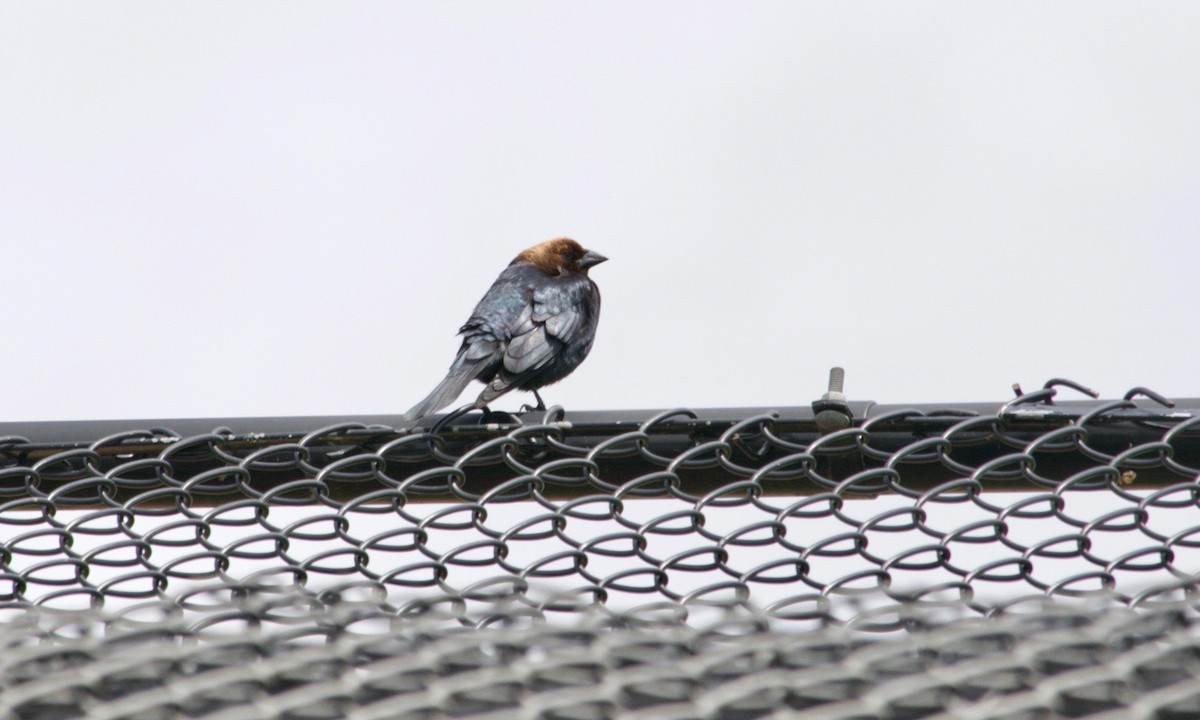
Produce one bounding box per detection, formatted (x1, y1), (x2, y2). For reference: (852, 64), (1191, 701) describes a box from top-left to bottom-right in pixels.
(404, 238), (607, 422)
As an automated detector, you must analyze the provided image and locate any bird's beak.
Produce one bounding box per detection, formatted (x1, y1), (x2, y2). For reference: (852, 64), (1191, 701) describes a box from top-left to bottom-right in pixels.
(579, 250), (608, 270)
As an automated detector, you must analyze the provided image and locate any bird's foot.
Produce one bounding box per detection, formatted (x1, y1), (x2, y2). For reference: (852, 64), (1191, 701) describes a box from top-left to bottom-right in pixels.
(518, 391), (547, 414)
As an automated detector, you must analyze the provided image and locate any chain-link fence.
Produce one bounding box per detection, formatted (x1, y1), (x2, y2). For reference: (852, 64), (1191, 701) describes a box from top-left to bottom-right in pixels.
(3, 378), (1200, 718)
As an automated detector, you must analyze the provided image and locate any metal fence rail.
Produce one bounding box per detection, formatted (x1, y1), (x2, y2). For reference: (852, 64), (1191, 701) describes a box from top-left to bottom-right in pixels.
(2, 379), (1200, 718)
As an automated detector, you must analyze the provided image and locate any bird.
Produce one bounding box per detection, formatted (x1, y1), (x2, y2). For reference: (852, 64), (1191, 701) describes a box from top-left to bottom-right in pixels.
(404, 237), (607, 423)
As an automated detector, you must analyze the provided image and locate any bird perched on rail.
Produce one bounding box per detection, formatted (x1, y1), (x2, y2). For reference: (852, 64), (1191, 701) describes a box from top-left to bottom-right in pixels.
(404, 237), (607, 423)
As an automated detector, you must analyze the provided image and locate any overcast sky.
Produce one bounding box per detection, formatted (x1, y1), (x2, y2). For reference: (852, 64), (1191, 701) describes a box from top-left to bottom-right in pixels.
(2, 3), (1198, 422)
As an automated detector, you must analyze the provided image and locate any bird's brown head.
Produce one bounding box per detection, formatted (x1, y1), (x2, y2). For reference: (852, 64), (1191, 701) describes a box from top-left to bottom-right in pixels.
(514, 238), (608, 276)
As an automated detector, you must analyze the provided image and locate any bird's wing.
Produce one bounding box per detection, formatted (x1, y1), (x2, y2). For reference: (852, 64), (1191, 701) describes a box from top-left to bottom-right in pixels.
(503, 304), (554, 376)
(502, 282), (586, 377)
(457, 268), (533, 363)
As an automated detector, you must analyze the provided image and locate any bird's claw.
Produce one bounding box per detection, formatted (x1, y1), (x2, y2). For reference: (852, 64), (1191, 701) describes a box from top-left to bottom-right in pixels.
(519, 391), (547, 414)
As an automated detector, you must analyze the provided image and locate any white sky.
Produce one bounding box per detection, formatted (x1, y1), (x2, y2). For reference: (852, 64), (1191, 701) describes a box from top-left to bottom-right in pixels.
(3, 3), (1199, 422)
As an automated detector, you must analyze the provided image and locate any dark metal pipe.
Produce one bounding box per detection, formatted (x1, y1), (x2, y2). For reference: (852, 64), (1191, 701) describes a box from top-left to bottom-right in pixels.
(1, 398), (1191, 447)
(1, 399), (1196, 506)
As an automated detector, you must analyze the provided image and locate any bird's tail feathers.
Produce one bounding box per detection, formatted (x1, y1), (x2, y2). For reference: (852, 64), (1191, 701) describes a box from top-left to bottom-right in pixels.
(403, 366), (478, 423)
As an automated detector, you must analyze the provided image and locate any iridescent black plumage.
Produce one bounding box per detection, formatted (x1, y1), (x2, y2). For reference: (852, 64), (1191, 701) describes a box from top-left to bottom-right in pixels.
(404, 238), (606, 421)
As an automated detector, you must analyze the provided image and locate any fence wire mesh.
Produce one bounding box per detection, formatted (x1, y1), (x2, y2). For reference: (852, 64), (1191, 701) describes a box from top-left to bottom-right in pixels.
(3, 380), (1200, 718)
